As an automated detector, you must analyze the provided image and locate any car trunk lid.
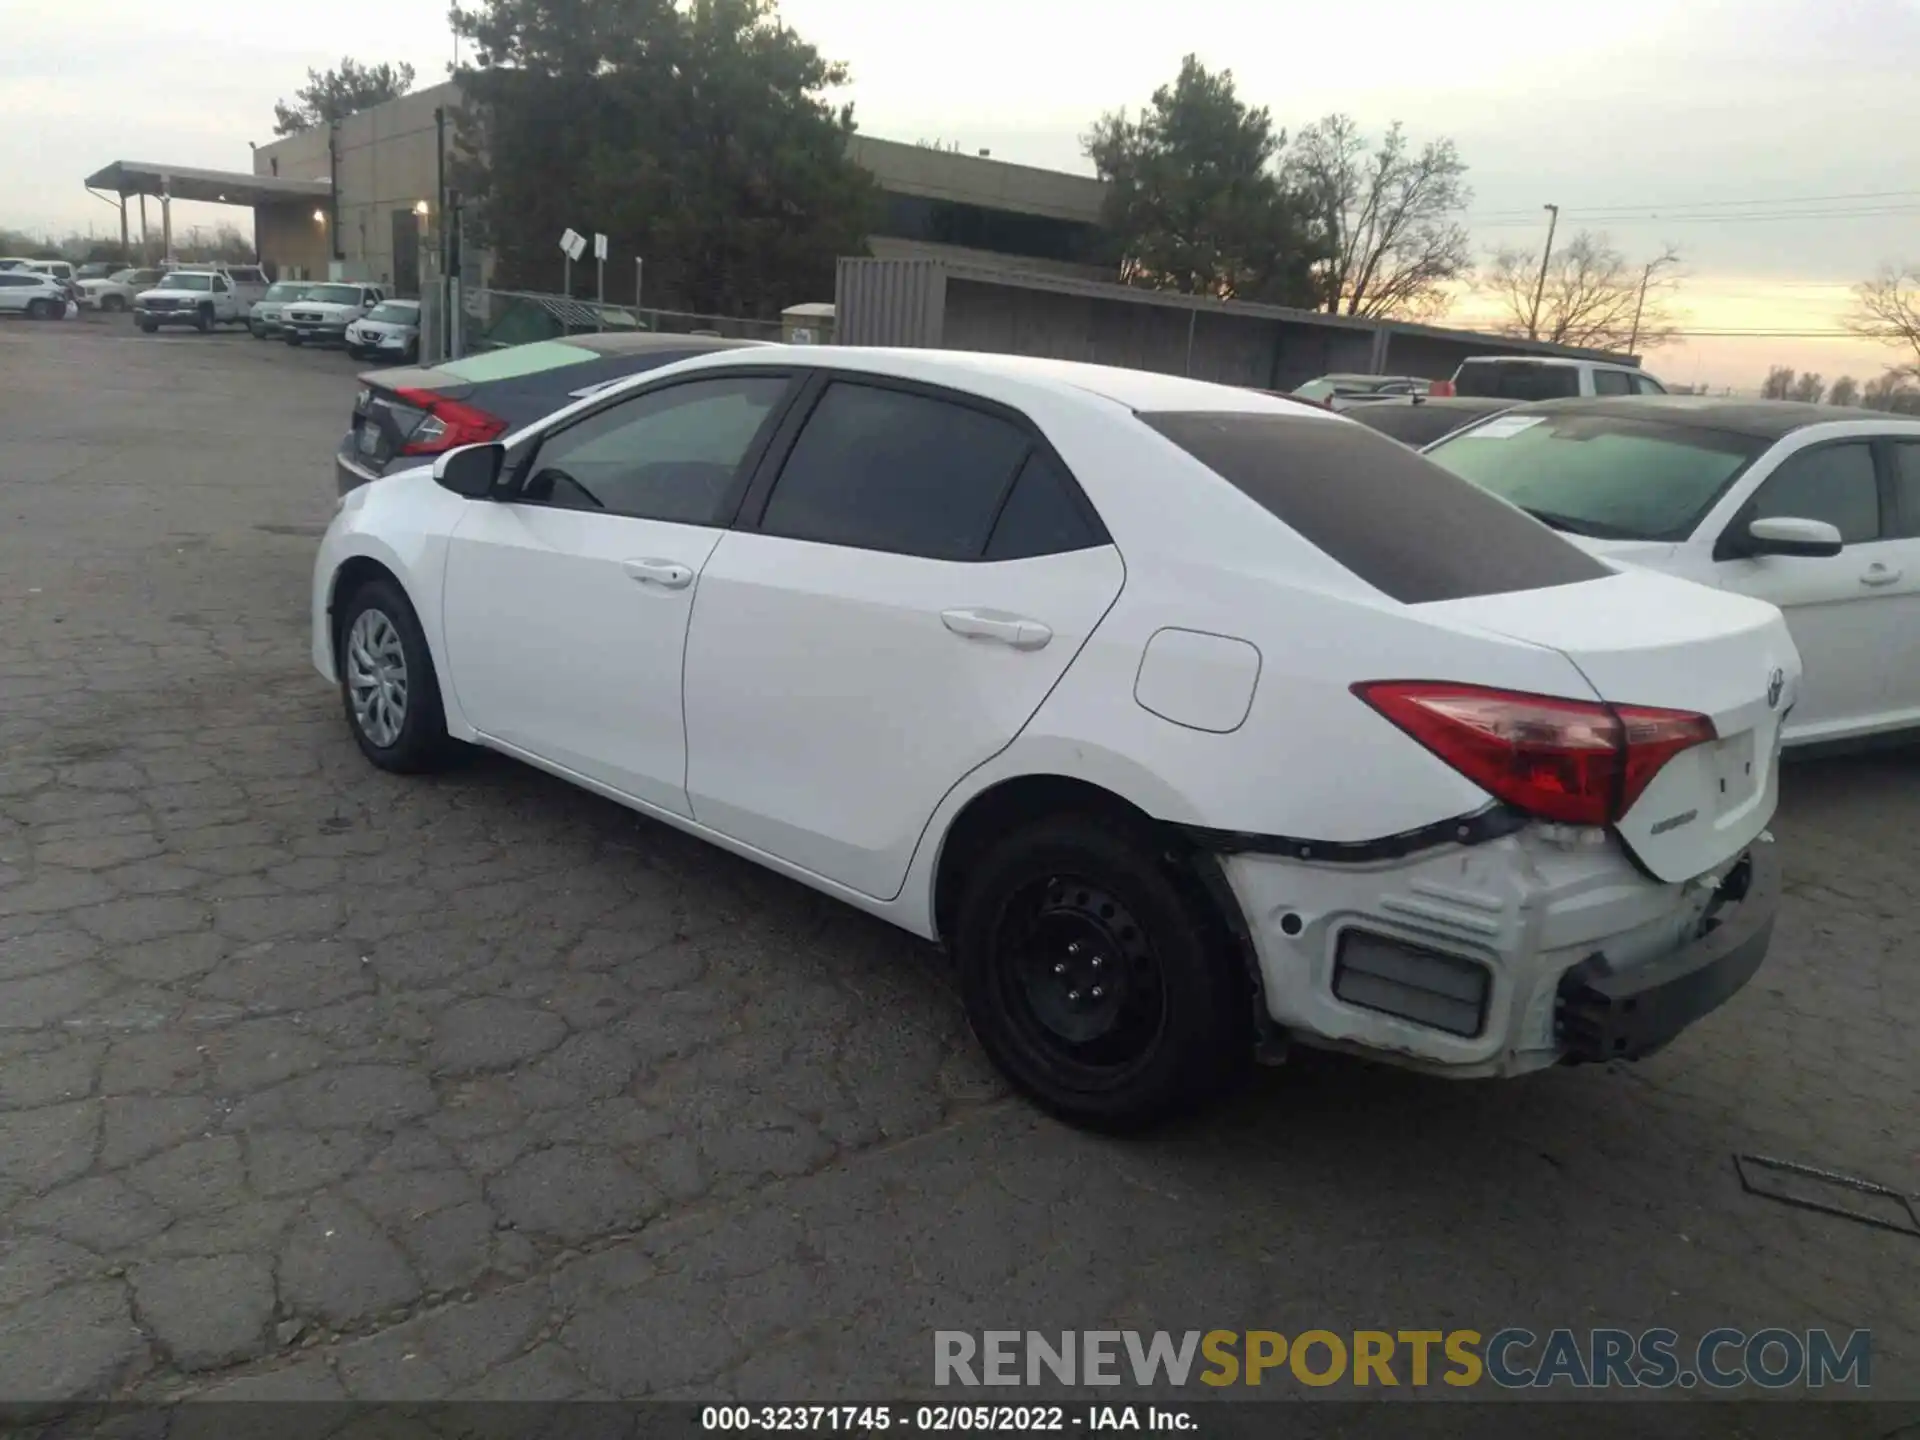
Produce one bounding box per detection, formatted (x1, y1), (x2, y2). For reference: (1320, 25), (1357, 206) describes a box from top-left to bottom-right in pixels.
(1421, 569), (1797, 883)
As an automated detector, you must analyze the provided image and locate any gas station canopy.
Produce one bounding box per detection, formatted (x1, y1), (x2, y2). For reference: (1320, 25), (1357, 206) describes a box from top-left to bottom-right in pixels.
(84, 160), (329, 206)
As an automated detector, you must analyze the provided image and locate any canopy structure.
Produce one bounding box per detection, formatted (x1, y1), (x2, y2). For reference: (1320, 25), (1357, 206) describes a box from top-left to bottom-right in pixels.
(83, 161), (332, 260)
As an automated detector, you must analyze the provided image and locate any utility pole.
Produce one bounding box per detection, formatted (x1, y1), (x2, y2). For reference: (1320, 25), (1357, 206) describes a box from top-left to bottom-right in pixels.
(1528, 203), (1560, 341)
(1627, 259), (1654, 354)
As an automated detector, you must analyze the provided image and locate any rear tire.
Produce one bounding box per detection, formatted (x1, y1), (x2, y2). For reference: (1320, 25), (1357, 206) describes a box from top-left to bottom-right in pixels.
(102, 295), (127, 313)
(138, 318), (158, 333)
(26, 298), (54, 320)
(334, 575), (458, 774)
(953, 815), (1250, 1130)
(286, 332), (303, 347)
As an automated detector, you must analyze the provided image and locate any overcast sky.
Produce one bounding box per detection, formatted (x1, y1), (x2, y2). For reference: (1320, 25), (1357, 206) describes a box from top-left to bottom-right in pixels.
(5, 0), (1918, 388)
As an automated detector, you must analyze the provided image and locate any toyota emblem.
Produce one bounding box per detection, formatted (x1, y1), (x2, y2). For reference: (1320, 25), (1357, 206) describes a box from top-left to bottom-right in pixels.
(1766, 667), (1785, 709)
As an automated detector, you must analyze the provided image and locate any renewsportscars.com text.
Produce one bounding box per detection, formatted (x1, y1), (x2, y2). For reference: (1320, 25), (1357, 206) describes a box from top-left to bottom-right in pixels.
(934, 1328), (1871, 1390)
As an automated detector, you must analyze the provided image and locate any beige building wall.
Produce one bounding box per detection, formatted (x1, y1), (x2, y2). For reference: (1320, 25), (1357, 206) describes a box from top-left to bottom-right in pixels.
(253, 203), (331, 280)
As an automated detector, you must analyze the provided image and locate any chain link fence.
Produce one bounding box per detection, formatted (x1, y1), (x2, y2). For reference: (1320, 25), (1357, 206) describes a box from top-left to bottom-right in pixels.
(434, 287), (783, 357)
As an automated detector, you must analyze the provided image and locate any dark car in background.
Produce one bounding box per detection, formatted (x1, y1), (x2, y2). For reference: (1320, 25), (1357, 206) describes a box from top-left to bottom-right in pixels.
(1346, 395), (1519, 449)
(336, 332), (769, 494)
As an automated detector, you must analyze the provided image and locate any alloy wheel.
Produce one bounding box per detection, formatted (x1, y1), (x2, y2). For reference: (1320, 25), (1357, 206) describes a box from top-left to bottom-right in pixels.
(345, 607), (409, 748)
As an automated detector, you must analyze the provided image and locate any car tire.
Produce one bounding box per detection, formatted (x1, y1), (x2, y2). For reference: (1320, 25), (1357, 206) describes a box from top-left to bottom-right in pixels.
(194, 305), (213, 334)
(102, 295), (127, 313)
(26, 298), (54, 320)
(137, 318), (158, 333)
(953, 814), (1250, 1130)
(286, 332), (302, 347)
(334, 575), (459, 774)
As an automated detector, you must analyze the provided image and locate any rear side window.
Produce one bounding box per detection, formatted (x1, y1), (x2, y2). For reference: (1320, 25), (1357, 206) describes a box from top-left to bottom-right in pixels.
(1140, 412), (1611, 604)
(1891, 442), (1920, 538)
(1592, 369), (1632, 396)
(984, 451), (1104, 560)
(1454, 362), (1581, 402)
(760, 382), (1031, 560)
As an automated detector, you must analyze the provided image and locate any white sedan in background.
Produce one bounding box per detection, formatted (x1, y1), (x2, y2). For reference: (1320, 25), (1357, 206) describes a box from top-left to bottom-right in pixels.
(313, 349), (1794, 1127)
(1425, 397), (1920, 748)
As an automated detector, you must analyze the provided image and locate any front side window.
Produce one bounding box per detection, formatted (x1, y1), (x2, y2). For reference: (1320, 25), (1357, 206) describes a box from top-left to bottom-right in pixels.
(213, 278), (230, 293)
(1426, 412), (1767, 541)
(1631, 373), (1666, 395)
(521, 375), (789, 524)
(759, 382), (1031, 560)
(1744, 442), (1881, 545)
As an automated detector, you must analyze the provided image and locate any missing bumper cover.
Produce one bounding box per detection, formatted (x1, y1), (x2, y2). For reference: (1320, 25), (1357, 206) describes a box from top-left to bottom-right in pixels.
(1178, 802), (1527, 866)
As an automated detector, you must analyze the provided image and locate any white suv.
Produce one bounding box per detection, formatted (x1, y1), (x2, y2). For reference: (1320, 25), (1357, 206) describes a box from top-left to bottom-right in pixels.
(313, 349), (1792, 1127)
(0, 270), (73, 319)
(1453, 356), (1666, 401)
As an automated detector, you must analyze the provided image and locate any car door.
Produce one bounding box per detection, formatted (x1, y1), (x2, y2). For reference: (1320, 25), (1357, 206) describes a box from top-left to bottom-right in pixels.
(439, 370), (798, 816)
(681, 375), (1125, 900)
(1707, 437), (1893, 740)
(1872, 437), (1920, 723)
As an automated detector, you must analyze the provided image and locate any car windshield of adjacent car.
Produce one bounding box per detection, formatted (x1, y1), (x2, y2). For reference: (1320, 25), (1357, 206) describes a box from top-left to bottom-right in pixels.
(366, 302), (418, 324)
(264, 282), (310, 302)
(157, 272), (213, 291)
(1453, 361), (1583, 401)
(307, 284), (364, 305)
(1424, 412), (1770, 541)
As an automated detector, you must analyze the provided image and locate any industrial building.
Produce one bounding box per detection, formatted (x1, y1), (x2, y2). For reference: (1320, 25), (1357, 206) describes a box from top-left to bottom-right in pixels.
(84, 82), (1618, 380)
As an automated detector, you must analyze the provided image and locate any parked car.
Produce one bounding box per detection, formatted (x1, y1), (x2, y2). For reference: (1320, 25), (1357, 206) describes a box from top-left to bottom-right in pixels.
(1348, 396), (1518, 449)
(283, 283), (385, 347)
(134, 267), (268, 332)
(1452, 355), (1667, 401)
(250, 281), (315, 338)
(336, 332), (766, 493)
(0, 269), (75, 319)
(1292, 374), (1433, 411)
(1424, 396), (1920, 748)
(78, 267), (164, 313)
(314, 349), (1794, 1127)
(344, 299), (421, 363)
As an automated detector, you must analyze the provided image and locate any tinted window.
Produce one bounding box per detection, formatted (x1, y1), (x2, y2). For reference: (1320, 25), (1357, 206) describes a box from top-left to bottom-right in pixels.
(1427, 413), (1767, 541)
(212, 277), (230, 293)
(1350, 403), (1512, 449)
(760, 382), (1030, 560)
(1142, 412), (1611, 604)
(1746, 443), (1880, 545)
(1453, 362), (1581, 401)
(1631, 374), (1666, 395)
(1892, 443), (1920, 538)
(0, 275), (28, 288)
(1592, 369), (1632, 396)
(523, 376), (787, 524)
(984, 451), (1104, 560)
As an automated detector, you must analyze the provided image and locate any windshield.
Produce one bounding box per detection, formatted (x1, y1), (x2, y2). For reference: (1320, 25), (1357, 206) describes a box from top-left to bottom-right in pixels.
(1453, 362), (1581, 401)
(109, 269), (137, 283)
(365, 302), (418, 324)
(157, 272), (213, 292)
(263, 283), (310, 301)
(1424, 413), (1769, 541)
(306, 285), (364, 305)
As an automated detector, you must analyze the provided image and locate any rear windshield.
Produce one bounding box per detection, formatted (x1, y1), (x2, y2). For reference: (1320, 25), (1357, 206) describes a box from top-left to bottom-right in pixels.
(1350, 403), (1510, 449)
(1425, 412), (1770, 541)
(1142, 412), (1611, 604)
(1453, 361), (1581, 401)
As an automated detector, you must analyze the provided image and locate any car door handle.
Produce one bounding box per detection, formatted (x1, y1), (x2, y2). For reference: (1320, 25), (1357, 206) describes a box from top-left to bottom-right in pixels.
(622, 558), (694, 590)
(941, 608), (1053, 651)
(1860, 564), (1902, 587)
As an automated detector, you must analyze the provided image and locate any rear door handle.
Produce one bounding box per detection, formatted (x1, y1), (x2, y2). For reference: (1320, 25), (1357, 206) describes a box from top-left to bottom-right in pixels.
(941, 608), (1053, 651)
(622, 558), (694, 590)
(1860, 564), (1902, 587)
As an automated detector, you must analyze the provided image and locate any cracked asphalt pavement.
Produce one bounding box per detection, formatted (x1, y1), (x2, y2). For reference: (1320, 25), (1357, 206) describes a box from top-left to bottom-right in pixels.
(0, 318), (1915, 1412)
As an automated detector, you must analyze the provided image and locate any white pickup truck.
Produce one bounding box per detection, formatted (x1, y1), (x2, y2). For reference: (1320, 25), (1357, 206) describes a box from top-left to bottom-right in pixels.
(133, 265), (270, 333)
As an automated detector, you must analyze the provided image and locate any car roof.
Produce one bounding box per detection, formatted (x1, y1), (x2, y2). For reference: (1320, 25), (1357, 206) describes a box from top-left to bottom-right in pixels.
(1511, 394), (1908, 439)
(1458, 355), (1628, 370)
(701, 347), (1334, 416)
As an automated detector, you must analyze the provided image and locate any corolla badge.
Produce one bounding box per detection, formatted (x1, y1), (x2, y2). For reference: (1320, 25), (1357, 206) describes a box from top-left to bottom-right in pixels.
(1767, 667), (1785, 710)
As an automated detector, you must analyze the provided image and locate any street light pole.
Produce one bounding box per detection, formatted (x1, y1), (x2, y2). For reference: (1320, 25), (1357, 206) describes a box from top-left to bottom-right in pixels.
(1528, 203), (1560, 341)
(1627, 260), (1654, 354)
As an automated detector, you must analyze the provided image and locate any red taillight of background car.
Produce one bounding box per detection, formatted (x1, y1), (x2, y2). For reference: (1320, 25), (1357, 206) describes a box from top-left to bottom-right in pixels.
(1351, 681), (1715, 826)
(392, 387), (509, 455)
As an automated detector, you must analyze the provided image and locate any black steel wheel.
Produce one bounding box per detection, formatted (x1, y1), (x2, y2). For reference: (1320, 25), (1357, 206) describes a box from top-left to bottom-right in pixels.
(954, 815), (1248, 1130)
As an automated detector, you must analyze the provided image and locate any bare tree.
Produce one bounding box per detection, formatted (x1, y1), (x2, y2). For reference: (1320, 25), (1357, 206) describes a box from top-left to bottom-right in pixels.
(1788, 372), (1826, 404)
(1482, 232), (1682, 351)
(1863, 370), (1920, 413)
(1846, 266), (1920, 379)
(1827, 375), (1860, 407)
(1760, 365), (1795, 399)
(1286, 114), (1472, 322)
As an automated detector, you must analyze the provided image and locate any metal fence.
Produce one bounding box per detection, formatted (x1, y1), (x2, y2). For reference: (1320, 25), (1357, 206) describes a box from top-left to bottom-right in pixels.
(421, 286), (783, 359)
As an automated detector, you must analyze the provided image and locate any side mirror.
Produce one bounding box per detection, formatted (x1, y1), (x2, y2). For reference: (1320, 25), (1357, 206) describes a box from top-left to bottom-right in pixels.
(1742, 516), (1843, 559)
(433, 442), (505, 499)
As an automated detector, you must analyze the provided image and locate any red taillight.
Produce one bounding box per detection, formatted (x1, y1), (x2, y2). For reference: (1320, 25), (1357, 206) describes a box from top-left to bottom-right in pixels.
(393, 387), (509, 455)
(1427, 379), (1456, 397)
(1352, 681), (1715, 826)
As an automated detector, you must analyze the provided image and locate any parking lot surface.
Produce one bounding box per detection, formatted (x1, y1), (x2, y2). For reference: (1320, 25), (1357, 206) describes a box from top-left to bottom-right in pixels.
(0, 319), (1915, 1414)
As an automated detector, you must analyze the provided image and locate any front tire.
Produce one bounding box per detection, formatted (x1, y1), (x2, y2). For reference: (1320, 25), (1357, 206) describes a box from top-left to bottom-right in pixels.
(286, 332), (303, 347)
(195, 305), (213, 333)
(334, 576), (458, 774)
(102, 295), (127, 313)
(27, 298), (54, 320)
(138, 318), (158, 333)
(953, 816), (1250, 1130)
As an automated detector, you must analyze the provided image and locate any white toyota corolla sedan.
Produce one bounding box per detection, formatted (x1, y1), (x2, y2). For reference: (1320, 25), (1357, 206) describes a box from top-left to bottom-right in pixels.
(312, 347), (1799, 1128)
